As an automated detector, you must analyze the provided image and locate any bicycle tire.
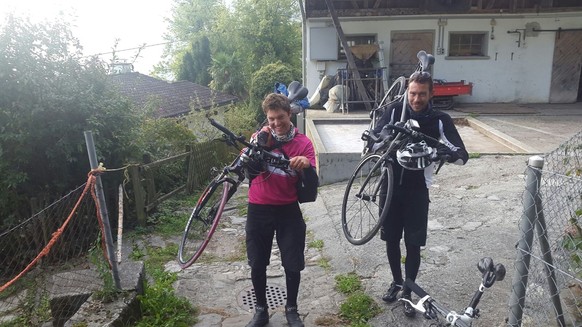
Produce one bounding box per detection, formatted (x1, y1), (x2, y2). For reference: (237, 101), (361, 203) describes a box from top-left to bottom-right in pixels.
(341, 154), (394, 245)
(379, 76), (406, 107)
(178, 180), (231, 269)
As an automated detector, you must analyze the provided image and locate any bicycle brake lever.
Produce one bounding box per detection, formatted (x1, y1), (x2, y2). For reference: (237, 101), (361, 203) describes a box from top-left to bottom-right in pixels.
(398, 295), (430, 314)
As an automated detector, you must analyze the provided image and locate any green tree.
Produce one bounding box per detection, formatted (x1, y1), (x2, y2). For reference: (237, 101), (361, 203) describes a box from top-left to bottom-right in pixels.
(163, 0), (224, 79)
(0, 15), (177, 227)
(163, 0), (302, 106)
(209, 51), (245, 97)
(177, 36), (212, 86)
(229, 0), (302, 73)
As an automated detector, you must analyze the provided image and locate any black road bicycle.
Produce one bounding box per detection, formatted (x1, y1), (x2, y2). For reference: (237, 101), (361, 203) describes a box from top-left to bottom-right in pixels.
(177, 83), (308, 269)
(364, 50), (433, 155)
(341, 50), (439, 245)
(400, 257), (506, 327)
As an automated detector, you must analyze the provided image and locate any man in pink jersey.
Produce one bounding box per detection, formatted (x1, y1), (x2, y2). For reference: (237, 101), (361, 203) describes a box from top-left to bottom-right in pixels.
(244, 93), (316, 327)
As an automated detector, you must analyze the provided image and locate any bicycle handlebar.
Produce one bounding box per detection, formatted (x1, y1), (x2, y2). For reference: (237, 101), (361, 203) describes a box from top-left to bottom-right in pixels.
(209, 118), (290, 170)
(401, 257), (505, 327)
(362, 121), (441, 151)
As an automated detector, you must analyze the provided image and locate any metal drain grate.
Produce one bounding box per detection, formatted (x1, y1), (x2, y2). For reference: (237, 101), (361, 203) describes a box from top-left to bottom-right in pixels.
(237, 284), (287, 311)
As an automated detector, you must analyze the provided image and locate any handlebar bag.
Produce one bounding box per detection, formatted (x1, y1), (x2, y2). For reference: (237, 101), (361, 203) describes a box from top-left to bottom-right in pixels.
(296, 166), (319, 203)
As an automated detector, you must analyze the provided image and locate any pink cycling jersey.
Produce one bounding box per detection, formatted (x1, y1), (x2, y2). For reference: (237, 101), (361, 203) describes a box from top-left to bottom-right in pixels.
(248, 130), (316, 205)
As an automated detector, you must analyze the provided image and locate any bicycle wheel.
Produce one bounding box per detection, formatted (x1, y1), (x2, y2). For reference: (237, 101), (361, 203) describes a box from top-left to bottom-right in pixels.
(379, 76), (406, 107)
(341, 154), (394, 245)
(178, 180), (231, 269)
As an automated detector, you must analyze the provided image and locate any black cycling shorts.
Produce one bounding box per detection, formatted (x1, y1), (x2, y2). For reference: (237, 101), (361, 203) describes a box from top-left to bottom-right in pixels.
(246, 202), (306, 271)
(380, 186), (430, 246)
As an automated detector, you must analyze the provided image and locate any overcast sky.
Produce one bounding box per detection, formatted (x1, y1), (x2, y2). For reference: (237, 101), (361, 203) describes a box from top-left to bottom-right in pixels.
(0, 0), (173, 74)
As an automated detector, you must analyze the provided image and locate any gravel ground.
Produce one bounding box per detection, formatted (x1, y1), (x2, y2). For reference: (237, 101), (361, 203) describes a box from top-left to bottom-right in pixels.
(302, 154), (533, 327)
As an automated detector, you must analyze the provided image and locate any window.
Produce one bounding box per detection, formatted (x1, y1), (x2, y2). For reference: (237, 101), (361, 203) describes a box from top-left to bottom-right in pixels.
(339, 34), (377, 60)
(448, 32), (488, 57)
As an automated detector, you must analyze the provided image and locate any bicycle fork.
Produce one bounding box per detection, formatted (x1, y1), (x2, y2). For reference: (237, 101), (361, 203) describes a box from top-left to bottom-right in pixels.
(355, 164), (388, 203)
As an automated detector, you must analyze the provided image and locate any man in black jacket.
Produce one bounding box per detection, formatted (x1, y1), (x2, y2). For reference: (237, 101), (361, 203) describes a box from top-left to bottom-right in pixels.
(373, 71), (468, 317)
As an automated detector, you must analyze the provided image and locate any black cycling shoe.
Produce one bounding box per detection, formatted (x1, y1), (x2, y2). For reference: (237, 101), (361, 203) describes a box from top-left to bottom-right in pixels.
(245, 305), (269, 327)
(381, 282), (403, 303)
(285, 305), (305, 327)
(401, 293), (416, 317)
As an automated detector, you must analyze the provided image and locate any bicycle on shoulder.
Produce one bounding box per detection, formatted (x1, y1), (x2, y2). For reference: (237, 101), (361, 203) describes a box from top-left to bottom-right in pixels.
(342, 50), (437, 246)
(400, 257), (506, 327)
(364, 50), (435, 156)
(177, 118), (290, 269)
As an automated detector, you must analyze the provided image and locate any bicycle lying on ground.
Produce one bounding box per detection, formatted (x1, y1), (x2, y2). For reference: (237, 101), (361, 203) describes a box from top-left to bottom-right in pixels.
(341, 50), (440, 245)
(177, 83), (308, 269)
(399, 257), (506, 327)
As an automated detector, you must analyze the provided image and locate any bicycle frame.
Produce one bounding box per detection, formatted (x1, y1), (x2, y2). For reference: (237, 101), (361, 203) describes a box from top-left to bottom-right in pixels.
(400, 257), (506, 327)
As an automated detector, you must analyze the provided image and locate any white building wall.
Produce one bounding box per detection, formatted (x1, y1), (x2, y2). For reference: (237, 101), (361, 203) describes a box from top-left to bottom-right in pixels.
(305, 12), (582, 103)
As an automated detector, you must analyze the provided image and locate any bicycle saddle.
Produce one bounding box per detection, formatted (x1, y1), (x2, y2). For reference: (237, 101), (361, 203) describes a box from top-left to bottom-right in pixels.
(287, 81), (309, 102)
(417, 50), (435, 72)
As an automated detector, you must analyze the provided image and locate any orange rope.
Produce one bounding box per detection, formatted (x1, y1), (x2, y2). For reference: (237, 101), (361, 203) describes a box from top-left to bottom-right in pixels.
(0, 169), (104, 293)
(90, 182), (111, 268)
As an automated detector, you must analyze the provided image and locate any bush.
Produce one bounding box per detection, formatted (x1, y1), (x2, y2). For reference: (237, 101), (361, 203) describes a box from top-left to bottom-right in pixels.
(249, 61), (298, 123)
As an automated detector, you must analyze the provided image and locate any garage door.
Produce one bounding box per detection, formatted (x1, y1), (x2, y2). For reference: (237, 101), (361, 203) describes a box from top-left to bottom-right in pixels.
(549, 31), (582, 103)
(389, 32), (435, 83)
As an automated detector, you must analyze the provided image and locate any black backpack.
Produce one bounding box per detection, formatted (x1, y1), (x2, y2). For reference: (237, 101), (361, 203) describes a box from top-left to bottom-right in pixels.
(272, 141), (319, 203)
(296, 166), (319, 203)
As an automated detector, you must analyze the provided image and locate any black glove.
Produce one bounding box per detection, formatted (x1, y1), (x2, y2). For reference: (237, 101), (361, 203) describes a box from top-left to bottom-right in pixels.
(244, 157), (265, 181)
(256, 130), (271, 147)
(436, 144), (460, 163)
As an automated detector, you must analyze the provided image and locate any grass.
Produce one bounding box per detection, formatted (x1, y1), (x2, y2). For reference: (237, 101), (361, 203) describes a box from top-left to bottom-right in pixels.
(0, 281), (51, 327)
(469, 152), (481, 159)
(124, 194), (201, 327)
(136, 267), (198, 327)
(334, 272), (381, 327)
(129, 241), (198, 327)
(318, 257), (332, 270)
(308, 239), (324, 251)
(335, 272), (362, 294)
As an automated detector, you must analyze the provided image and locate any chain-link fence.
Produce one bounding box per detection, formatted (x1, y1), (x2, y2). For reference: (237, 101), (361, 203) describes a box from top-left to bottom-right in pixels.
(509, 131), (582, 327)
(0, 180), (103, 326)
(0, 138), (233, 326)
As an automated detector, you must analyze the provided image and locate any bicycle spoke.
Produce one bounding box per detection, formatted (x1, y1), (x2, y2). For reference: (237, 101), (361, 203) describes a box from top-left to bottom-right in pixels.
(342, 155), (388, 245)
(178, 181), (230, 268)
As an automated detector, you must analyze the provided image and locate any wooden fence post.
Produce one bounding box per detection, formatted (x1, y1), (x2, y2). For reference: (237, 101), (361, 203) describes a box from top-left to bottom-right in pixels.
(127, 164), (147, 226)
(186, 145), (195, 194)
(142, 154), (156, 205)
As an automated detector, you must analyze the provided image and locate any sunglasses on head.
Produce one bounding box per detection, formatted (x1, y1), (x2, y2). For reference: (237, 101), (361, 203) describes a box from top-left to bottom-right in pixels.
(409, 71), (432, 81)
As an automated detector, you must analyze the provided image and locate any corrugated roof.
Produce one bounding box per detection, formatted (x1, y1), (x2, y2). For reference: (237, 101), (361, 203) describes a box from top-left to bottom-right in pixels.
(108, 72), (238, 118)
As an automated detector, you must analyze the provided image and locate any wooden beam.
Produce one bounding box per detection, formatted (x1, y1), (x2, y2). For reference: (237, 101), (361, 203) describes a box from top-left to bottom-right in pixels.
(323, 0), (372, 111)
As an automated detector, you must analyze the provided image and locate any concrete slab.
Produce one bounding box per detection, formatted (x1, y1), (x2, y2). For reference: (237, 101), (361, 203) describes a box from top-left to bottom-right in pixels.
(304, 102), (582, 185)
